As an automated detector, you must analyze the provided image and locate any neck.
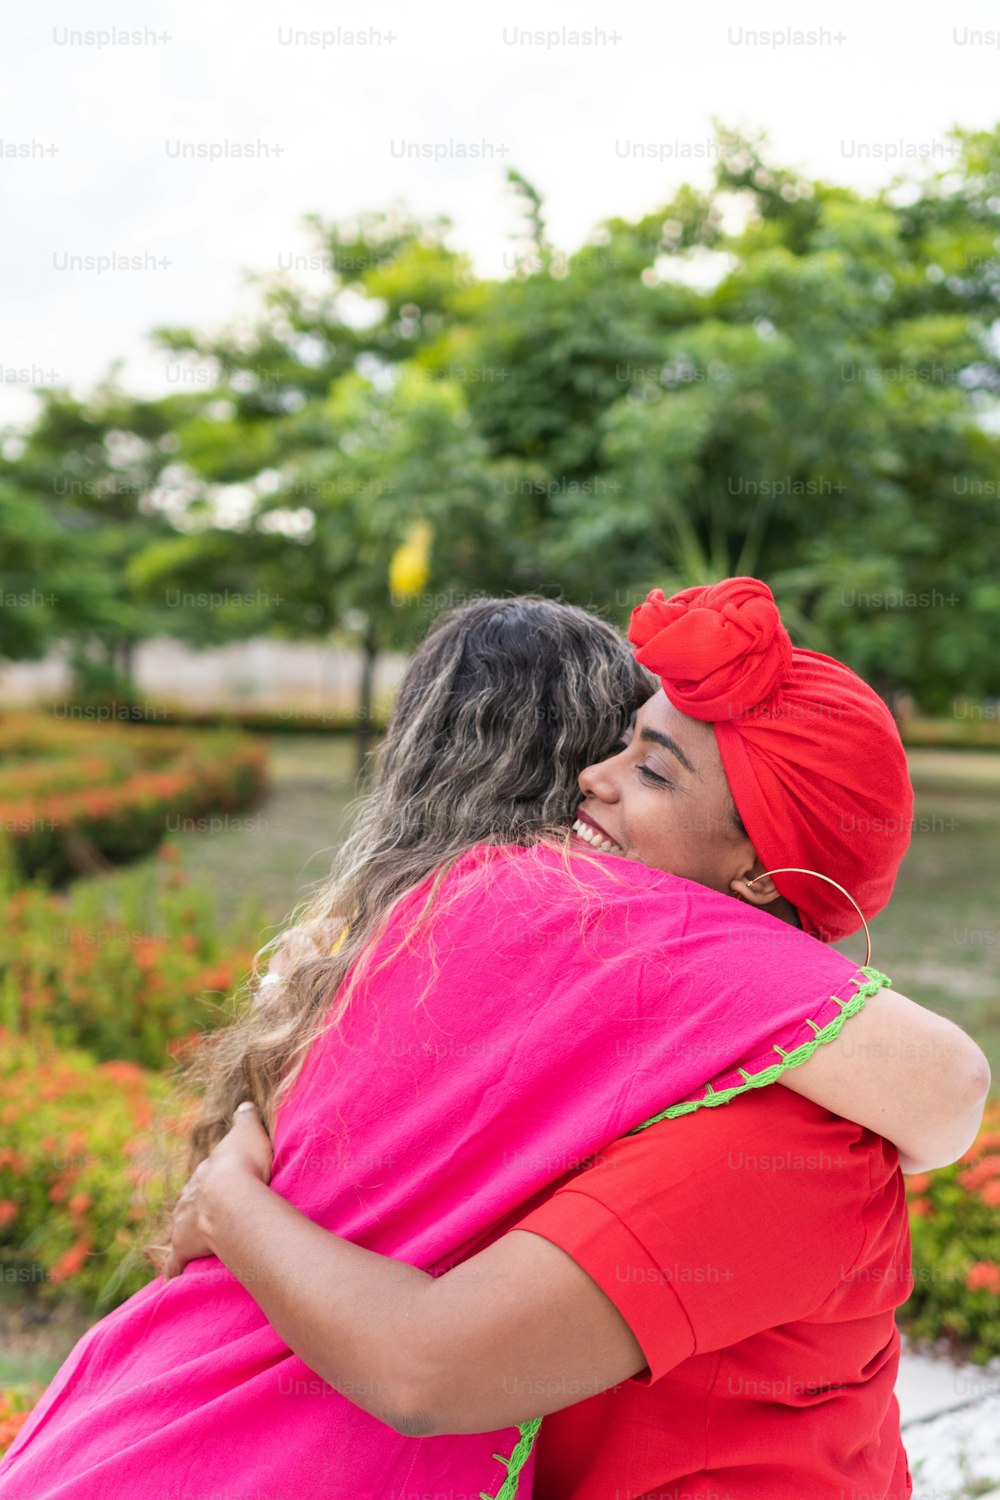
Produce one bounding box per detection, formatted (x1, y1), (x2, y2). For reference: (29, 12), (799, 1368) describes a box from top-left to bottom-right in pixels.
(768, 895), (802, 929)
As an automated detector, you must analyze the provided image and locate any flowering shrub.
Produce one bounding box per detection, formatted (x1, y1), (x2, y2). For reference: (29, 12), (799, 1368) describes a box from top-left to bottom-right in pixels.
(0, 1030), (183, 1317)
(0, 1385), (43, 1461)
(116, 702), (391, 736)
(901, 1102), (1000, 1363)
(0, 754), (126, 801)
(0, 844), (261, 1070)
(0, 713), (267, 884)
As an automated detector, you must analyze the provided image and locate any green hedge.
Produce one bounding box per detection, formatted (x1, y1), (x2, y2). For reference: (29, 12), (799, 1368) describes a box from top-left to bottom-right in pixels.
(902, 714), (1000, 750)
(0, 714), (268, 885)
(39, 700), (391, 737)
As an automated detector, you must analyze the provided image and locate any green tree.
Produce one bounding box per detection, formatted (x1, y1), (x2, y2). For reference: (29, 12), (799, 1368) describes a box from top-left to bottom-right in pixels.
(1, 376), (190, 697)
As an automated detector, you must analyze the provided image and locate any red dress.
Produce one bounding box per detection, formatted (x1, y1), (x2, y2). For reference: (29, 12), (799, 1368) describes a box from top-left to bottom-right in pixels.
(514, 1086), (914, 1500)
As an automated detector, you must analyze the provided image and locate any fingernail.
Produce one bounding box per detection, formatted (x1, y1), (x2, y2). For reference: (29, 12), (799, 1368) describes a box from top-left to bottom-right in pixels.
(235, 1101), (256, 1112)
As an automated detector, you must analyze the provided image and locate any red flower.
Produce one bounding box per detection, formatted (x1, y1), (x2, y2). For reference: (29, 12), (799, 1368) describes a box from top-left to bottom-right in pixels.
(958, 1155), (1000, 1193)
(135, 940), (165, 971)
(0, 1200), (19, 1226)
(49, 1237), (92, 1283)
(99, 1061), (146, 1085)
(966, 1262), (1000, 1294)
(0, 1408), (31, 1453)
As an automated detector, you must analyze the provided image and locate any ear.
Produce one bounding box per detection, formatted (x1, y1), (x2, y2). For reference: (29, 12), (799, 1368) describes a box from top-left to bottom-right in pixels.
(729, 865), (782, 909)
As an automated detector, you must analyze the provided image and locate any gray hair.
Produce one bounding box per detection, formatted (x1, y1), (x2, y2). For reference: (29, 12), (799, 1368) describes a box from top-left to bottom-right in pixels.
(179, 595), (654, 1171)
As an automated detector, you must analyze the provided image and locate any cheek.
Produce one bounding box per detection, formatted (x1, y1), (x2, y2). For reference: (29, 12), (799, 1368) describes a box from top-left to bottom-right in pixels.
(629, 799), (697, 864)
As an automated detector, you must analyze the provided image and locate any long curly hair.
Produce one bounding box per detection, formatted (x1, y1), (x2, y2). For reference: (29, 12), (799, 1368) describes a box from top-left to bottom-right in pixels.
(178, 595), (654, 1173)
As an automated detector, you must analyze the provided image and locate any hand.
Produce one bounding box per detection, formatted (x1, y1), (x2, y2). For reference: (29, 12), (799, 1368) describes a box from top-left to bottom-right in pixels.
(163, 1102), (273, 1282)
(256, 918), (345, 1002)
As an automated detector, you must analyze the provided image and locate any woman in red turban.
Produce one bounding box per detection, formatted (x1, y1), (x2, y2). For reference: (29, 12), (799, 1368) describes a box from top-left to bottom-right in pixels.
(621, 575), (913, 943)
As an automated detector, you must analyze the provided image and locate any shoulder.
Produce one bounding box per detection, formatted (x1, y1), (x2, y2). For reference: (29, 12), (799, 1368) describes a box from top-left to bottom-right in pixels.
(514, 1089), (901, 1367)
(619, 1087), (881, 1170)
(533, 1088), (891, 1235)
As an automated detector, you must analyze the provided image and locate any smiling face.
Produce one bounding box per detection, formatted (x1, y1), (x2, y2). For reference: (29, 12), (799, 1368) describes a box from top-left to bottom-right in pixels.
(573, 689), (761, 895)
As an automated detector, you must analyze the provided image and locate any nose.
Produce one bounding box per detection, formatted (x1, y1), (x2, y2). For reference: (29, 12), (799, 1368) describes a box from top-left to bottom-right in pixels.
(578, 752), (622, 803)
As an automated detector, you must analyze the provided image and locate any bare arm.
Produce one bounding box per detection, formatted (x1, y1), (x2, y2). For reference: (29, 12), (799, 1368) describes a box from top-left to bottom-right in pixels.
(777, 985), (991, 1173)
(194, 1162), (644, 1437)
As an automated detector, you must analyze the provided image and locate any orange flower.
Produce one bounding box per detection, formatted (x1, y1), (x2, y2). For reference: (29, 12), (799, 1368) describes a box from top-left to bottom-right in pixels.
(68, 1192), (92, 1217)
(905, 1173), (932, 1195)
(908, 1200), (932, 1218)
(0, 1408), (31, 1452)
(135, 941), (164, 971)
(979, 1179), (1000, 1208)
(99, 1061), (146, 1086)
(966, 1261), (1000, 1294)
(49, 1237), (92, 1283)
(0, 1200), (19, 1226)
(157, 842), (181, 863)
(199, 965), (233, 992)
(958, 1155), (1000, 1194)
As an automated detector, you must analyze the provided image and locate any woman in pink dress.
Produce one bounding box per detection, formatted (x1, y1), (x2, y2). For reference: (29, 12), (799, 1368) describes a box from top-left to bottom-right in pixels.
(0, 583), (986, 1500)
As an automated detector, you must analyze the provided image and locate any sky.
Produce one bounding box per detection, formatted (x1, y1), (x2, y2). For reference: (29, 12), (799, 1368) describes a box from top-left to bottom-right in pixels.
(2, 0), (998, 428)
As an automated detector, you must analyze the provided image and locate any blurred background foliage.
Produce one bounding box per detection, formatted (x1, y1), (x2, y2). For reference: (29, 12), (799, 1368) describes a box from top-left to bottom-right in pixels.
(3, 123), (1000, 716)
(2, 123), (1000, 1396)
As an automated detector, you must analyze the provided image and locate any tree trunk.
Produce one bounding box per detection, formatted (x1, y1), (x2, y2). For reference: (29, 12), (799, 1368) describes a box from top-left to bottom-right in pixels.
(115, 640), (136, 683)
(356, 625), (378, 783)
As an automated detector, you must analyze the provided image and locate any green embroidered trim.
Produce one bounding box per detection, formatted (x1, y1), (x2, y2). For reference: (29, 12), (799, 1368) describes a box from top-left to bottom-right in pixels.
(476, 964), (890, 1498)
(624, 965), (891, 1135)
(478, 1417), (542, 1500)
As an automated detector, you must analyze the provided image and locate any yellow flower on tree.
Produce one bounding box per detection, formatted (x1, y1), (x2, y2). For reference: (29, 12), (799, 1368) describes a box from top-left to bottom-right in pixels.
(389, 520), (434, 600)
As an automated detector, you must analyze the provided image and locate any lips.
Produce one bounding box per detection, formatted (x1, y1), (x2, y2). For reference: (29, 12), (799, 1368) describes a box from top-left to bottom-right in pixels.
(572, 808), (625, 855)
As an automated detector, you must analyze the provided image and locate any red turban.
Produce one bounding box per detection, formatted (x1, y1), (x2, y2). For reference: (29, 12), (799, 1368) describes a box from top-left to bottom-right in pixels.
(628, 577), (913, 943)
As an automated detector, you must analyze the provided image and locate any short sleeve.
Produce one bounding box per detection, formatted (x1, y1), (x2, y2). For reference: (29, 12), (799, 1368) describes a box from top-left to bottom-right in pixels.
(514, 1189), (696, 1384)
(512, 1089), (871, 1384)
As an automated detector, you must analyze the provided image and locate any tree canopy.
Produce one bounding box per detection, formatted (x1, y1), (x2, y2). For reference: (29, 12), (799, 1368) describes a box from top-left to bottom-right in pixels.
(3, 123), (999, 713)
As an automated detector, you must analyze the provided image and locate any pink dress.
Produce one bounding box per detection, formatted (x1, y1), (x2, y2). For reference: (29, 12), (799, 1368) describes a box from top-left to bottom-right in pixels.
(0, 843), (887, 1499)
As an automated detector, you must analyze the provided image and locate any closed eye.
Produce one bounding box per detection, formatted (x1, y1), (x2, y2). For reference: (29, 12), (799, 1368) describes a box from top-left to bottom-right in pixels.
(638, 765), (672, 787)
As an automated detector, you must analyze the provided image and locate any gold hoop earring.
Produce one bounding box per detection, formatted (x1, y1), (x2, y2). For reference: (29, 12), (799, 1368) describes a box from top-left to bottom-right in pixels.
(746, 867), (872, 968)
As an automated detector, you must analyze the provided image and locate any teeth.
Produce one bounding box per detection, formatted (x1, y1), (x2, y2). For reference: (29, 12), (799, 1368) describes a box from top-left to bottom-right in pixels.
(572, 818), (623, 855)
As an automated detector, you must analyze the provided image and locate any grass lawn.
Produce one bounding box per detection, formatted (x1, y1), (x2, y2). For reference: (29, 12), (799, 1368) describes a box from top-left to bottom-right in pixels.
(166, 733), (364, 937)
(856, 750), (1000, 1088)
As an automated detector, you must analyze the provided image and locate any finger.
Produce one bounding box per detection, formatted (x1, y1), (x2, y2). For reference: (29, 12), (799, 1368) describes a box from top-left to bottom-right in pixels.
(234, 1100), (270, 1137)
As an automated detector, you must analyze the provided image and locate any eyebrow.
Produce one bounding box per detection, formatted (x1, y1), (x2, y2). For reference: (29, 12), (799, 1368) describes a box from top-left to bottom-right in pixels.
(638, 725), (697, 775)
